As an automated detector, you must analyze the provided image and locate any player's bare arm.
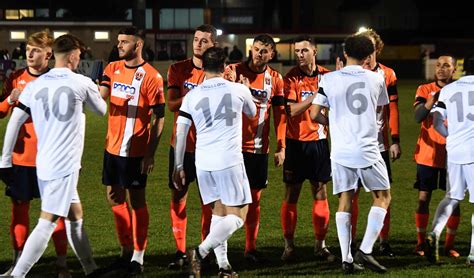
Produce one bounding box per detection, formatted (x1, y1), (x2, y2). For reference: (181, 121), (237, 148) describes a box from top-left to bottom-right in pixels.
(99, 85), (111, 99)
(309, 103), (328, 125)
(272, 100), (286, 167)
(141, 105), (165, 175)
(167, 88), (184, 112)
(285, 93), (316, 117)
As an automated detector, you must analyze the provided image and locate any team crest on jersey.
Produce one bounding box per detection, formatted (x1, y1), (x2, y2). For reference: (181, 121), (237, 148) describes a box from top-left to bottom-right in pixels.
(265, 77), (271, 85)
(183, 81), (198, 90)
(135, 72), (144, 81)
(301, 91), (314, 101)
(114, 70), (121, 75)
(18, 80), (26, 85)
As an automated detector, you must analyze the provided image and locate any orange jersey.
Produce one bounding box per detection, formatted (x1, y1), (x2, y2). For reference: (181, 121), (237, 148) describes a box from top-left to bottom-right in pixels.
(228, 62), (286, 154)
(373, 63), (400, 150)
(413, 82), (446, 168)
(101, 60), (165, 157)
(284, 65), (330, 141)
(167, 58), (205, 152)
(0, 68), (45, 167)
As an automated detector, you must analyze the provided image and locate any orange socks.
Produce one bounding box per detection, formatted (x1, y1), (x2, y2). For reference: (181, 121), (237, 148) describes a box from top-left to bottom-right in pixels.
(245, 189), (262, 252)
(312, 199), (330, 241)
(132, 206), (149, 251)
(445, 215), (460, 250)
(281, 201), (297, 240)
(170, 201), (187, 253)
(379, 206), (391, 240)
(201, 204), (212, 241)
(52, 217), (68, 256)
(415, 213), (429, 245)
(111, 203), (133, 247)
(11, 202), (30, 251)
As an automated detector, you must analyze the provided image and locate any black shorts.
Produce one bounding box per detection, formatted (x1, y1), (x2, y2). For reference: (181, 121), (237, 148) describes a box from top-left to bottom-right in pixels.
(5, 165), (40, 201)
(102, 151), (147, 188)
(414, 164), (446, 191)
(243, 152), (268, 189)
(381, 150), (393, 182)
(168, 147), (197, 189)
(283, 138), (331, 184)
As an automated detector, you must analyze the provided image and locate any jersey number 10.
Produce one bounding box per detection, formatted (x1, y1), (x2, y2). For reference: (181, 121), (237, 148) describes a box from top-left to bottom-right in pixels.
(35, 87), (75, 122)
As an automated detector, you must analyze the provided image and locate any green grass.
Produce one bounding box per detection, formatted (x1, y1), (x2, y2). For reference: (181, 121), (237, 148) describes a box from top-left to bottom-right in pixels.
(0, 79), (473, 277)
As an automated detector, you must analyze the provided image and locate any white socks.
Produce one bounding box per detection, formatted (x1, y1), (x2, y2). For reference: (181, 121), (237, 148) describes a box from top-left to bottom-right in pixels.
(336, 212), (353, 263)
(209, 215), (230, 269)
(11, 218), (56, 277)
(65, 219), (97, 275)
(198, 214), (243, 259)
(359, 206), (387, 254)
(432, 197), (459, 237)
(131, 250), (145, 265)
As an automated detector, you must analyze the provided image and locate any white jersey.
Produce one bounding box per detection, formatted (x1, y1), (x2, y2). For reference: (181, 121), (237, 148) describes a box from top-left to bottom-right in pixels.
(18, 68), (107, 180)
(313, 65), (389, 168)
(177, 77), (256, 171)
(434, 75), (474, 164)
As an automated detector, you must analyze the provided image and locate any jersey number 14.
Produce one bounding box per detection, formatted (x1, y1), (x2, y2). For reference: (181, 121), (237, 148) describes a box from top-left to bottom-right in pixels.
(195, 94), (237, 127)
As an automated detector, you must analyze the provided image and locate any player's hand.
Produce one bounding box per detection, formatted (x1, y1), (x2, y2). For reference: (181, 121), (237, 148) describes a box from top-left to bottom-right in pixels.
(172, 167), (186, 191)
(9, 88), (21, 104)
(141, 156), (154, 174)
(224, 67), (236, 82)
(239, 74), (250, 88)
(274, 148), (285, 167)
(336, 57), (344, 70)
(389, 143), (401, 162)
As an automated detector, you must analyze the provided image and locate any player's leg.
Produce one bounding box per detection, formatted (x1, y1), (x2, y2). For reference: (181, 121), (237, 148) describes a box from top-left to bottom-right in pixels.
(191, 164), (251, 277)
(439, 168), (460, 258)
(102, 151), (133, 265)
(243, 152), (268, 263)
(351, 189), (360, 248)
(311, 181), (334, 261)
(123, 155), (150, 275)
(168, 147), (191, 269)
(354, 158), (390, 273)
(378, 151), (394, 256)
(415, 190), (431, 255)
(11, 211), (61, 277)
(427, 162), (469, 263)
(308, 139), (333, 260)
(414, 164), (438, 256)
(3, 165), (39, 275)
(12, 173), (84, 276)
(52, 217), (70, 277)
(281, 139), (305, 261)
(66, 199), (98, 276)
(281, 182), (302, 261)
(332, 160), (360, 273)
(463, 163), (474, 266)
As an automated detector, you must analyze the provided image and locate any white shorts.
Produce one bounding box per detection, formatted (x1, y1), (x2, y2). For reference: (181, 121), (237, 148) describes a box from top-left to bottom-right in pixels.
(196, 163), (252, 206)
(331, 158), (390, 195)
(38, 170), (80, 217)
(446, 162), (474, 203)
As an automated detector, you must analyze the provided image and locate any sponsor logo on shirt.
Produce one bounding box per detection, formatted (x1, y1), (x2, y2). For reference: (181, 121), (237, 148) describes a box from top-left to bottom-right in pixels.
(183, 81), (198, 90)
(250, 88), (269, 102)
(301, 91), (314, 101)
(112, 82), (136, 100)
